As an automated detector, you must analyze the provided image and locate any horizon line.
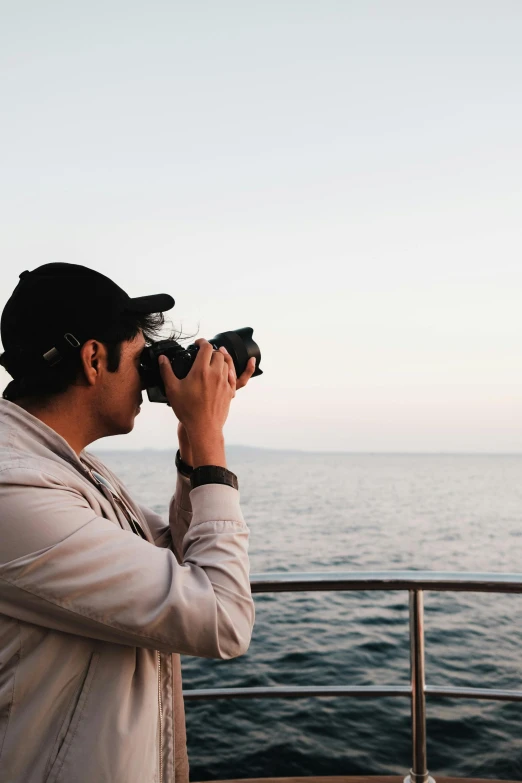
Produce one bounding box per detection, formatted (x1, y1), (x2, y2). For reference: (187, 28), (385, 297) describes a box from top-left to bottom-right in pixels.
(91, 444), (522, 457)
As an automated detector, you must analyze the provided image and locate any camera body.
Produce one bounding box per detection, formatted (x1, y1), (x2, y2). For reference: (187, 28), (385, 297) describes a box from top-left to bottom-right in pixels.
(139, 327), (262, 404)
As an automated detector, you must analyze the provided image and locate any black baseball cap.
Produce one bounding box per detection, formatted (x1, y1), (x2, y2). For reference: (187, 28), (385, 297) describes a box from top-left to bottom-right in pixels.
(1, 263), (175, 371)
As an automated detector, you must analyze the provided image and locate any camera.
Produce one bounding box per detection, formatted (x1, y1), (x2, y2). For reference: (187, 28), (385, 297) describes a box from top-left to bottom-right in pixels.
(138, 327), (262, 403)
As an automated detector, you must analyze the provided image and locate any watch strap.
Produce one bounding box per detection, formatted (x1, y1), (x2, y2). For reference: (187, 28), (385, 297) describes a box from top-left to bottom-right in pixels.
(175, 449), (194, 478)
(190, 464), (239, 491)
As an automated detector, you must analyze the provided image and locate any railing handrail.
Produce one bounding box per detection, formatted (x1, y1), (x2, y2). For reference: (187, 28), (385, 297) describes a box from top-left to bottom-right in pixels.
(184, 684), (522, 702)
(250, 570), (522, 592)
(185, 570), (522, 783)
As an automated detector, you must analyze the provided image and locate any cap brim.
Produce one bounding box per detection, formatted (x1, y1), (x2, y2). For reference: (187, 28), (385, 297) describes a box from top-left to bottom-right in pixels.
(126, 293), (175, 314)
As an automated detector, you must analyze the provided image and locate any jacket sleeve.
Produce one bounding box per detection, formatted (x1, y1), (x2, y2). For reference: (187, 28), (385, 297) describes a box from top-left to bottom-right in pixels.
(137, 471), (193, 565)
(0, 467), (254, 659)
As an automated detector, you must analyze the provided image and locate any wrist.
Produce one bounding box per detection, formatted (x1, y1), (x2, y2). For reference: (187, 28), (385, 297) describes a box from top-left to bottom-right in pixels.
(178, 443), (193, 465)
(177, 423), (193, 465)
(191, 452), (227, 469)
(189, 434), (226, 469)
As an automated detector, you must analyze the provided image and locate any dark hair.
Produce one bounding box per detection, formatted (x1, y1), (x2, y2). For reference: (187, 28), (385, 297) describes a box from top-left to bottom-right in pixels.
(0, 311), (173, 403)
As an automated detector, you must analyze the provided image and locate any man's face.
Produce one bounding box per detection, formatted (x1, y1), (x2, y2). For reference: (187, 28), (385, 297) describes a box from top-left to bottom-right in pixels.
(95, 332), (146, 436)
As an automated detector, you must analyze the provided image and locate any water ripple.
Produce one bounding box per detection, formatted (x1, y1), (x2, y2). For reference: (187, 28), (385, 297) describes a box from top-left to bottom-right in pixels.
(96, 449), (522, 779)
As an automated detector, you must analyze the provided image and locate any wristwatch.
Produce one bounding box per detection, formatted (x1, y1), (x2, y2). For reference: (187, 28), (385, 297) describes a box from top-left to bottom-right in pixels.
(175, 450), (239, 490)
(190, 464), (239, 491)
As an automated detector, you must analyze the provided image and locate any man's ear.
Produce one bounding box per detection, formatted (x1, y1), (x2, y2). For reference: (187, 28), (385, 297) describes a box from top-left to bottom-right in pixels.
(80, 340), (107, 387)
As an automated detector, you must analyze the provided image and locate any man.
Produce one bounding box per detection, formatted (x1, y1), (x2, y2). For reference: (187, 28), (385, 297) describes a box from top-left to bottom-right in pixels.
(0, 263), (257, 783)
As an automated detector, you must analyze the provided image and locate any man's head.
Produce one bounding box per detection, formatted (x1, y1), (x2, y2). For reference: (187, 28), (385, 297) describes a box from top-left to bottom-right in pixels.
(0, 263), (175, 441)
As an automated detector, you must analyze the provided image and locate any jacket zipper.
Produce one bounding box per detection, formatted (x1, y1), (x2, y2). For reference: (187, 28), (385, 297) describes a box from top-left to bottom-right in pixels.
(157, 651), (163, 783)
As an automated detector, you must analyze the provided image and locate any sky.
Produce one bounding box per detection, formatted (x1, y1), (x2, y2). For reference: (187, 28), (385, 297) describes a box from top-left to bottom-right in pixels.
(1, 1), (522, 452)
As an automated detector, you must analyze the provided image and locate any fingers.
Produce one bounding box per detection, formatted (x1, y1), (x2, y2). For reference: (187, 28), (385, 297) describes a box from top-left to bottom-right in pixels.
(190, 341), (235, 396)
(236, 356), (257, 390)
(159, 341), (254, 396)
(194, 340), (229, 375)
(192, 338), (214, 369)
(158, 354), (178, 391)
(218, 346), (237, 389)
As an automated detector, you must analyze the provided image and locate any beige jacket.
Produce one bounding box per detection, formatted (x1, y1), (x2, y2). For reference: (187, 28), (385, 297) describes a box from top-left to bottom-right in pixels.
(0, 400), (254, 783)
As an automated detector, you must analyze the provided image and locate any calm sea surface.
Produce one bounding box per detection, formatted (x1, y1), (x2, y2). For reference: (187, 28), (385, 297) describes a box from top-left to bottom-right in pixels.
(94, 449), (522, 780)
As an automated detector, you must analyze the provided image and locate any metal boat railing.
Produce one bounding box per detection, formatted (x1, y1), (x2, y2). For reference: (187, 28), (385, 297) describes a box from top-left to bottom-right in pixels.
(183, 571), (522, 783)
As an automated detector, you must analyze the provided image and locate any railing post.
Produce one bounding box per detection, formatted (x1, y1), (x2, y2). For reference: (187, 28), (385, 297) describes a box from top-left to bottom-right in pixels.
(404, 589), (435, 783)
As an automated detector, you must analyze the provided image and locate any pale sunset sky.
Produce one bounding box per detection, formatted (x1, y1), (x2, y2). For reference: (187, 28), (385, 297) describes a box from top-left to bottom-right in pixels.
(1, 1), (522, 452)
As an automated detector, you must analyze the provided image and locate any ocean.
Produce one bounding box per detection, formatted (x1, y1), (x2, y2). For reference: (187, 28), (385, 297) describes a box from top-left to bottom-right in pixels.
(94, 448), (522, 780)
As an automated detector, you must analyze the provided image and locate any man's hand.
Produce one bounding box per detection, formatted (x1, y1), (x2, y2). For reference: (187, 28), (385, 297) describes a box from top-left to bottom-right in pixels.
(232, 353), (257, 391)
(159, 339), (231, 467)
(174, 347), (257, 467)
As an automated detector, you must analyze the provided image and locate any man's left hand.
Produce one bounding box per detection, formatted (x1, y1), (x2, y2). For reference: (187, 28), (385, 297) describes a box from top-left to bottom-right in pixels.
(223, 350), (257, 391)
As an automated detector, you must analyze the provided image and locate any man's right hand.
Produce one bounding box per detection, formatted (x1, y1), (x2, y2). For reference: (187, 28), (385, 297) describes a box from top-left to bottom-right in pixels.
(159, 339), (236, 468)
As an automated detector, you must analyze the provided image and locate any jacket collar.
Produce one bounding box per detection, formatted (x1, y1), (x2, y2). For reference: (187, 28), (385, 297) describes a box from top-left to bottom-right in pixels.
(0, 398), (89, 472)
